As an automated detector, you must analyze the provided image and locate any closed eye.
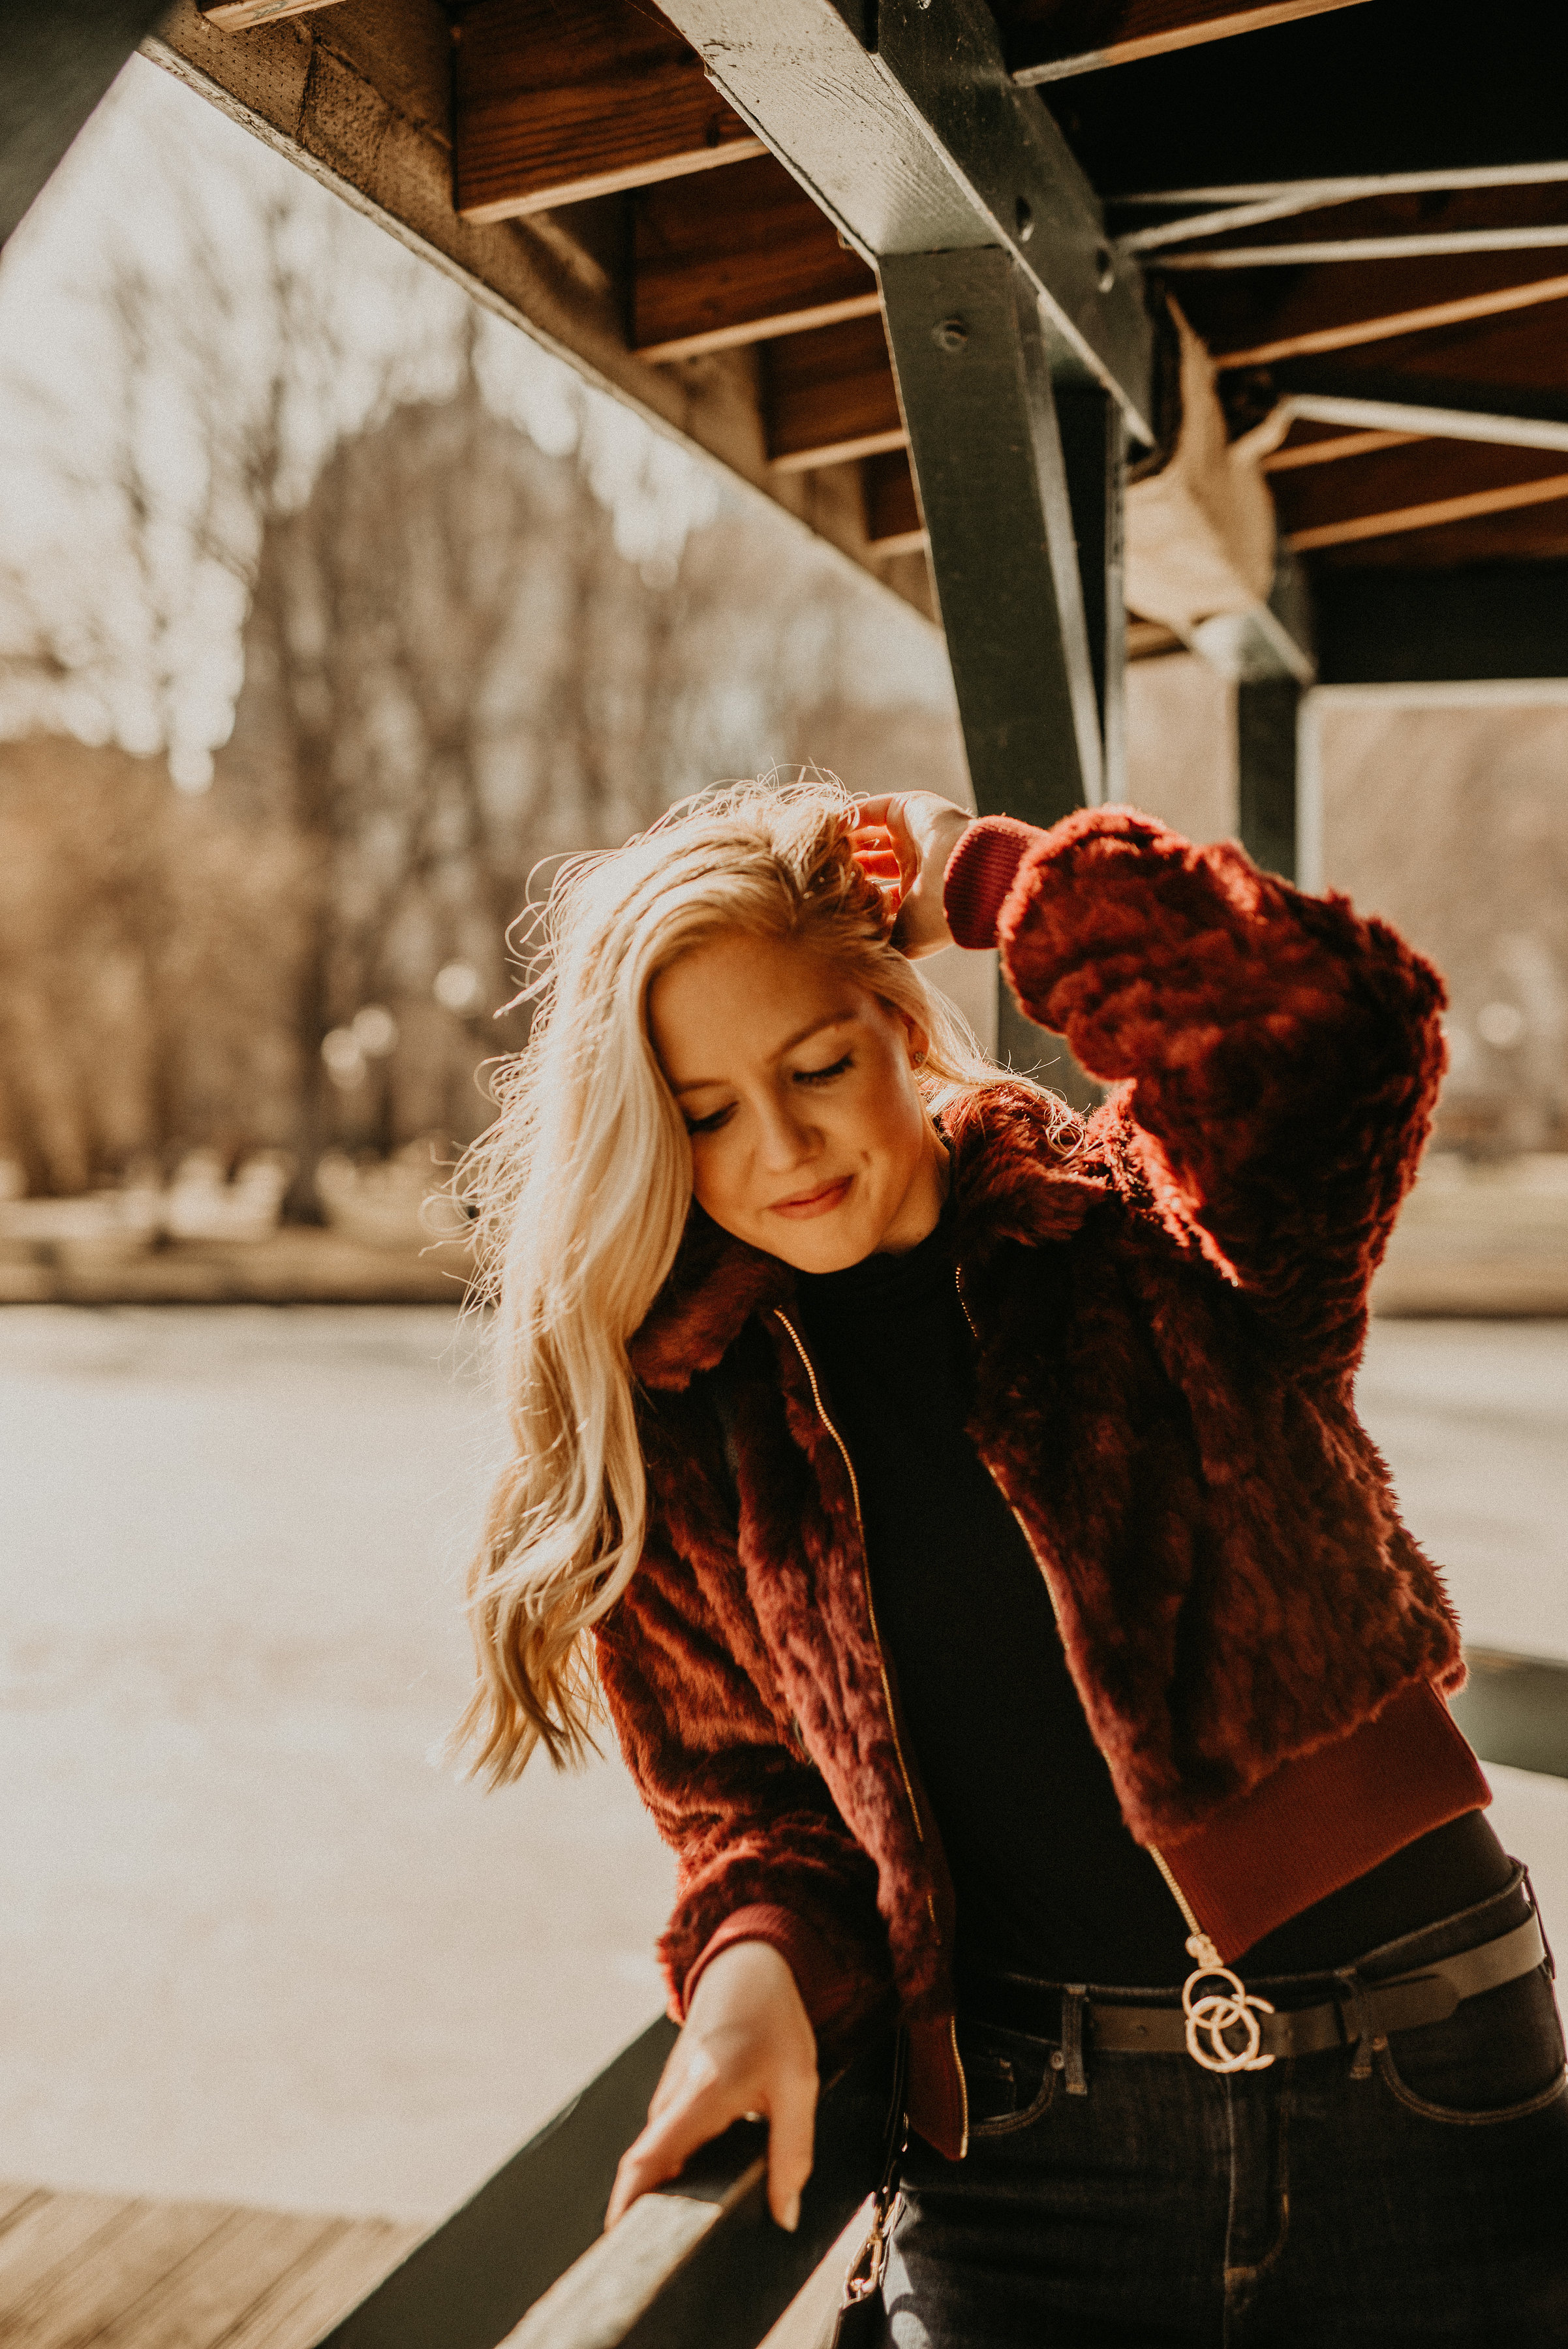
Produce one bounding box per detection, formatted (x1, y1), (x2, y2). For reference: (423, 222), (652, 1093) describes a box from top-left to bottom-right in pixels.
(684, 1103), (734, 1136)
(795, 1053), (853, 1086)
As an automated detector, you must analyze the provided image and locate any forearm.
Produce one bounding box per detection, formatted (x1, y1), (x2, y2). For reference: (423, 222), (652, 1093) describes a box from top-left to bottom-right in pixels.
(944, 807), (1445, 1349)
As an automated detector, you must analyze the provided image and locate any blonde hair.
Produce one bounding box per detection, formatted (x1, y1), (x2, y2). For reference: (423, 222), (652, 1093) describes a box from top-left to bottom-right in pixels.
(454, 777), (1006, 1783)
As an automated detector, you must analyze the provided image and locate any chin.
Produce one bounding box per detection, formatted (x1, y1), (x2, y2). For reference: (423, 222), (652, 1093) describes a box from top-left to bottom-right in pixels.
(763, 1216), (880, 1275)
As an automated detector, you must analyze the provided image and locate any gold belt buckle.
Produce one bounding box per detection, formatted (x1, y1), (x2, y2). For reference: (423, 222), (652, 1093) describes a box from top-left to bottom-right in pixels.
(1179, 1935), (1277, 2074)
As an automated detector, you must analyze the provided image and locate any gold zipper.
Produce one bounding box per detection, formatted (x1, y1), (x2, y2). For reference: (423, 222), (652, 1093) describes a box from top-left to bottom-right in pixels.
(773, 1310), (926, 1849)
(948, 2015), (970, 2158)
(1148, 1843), (1222, 1970)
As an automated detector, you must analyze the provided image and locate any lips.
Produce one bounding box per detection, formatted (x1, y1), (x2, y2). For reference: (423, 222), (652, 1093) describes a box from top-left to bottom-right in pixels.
(770, 1174), (853, 1220)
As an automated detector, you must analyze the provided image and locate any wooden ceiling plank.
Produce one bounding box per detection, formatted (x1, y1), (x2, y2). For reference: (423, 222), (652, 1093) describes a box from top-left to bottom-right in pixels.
(640, 291), (883, 365)
(452, 0), (763, 225)
(1161, 223), (1568, 268)
(1117, 164), (1568, 209)
(142, 5), (922, 614)
(632, 157), (879, 361)
(1279, 391), (1568, 455)
(863, 449), (925, 551)
(1261, 427), (1423, 471)
(1006, 0), (1372, 85)
(198, 0), (345, 26)
(1214, 269), (1568, 367)
(773, 425), (910, 474)
(1284, 469), (1568, 551)
(1124, 176), (1568, 256)
(656, 0), (1153, 435)
(765, 316), (906, 474)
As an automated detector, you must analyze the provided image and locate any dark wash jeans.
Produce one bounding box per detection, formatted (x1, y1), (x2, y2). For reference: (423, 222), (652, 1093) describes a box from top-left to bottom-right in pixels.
(884, 1873), (1568, 2348)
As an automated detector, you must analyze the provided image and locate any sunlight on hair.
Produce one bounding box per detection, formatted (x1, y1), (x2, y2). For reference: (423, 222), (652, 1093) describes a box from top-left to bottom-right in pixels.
(449, 775), (1016, 1785)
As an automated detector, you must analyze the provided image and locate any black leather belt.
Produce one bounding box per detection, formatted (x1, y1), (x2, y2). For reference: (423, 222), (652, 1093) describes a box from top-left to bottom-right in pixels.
(962, 1912), (1548, 2067)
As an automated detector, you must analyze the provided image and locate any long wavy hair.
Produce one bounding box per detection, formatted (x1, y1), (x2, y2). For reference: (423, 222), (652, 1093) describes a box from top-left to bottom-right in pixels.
(453, 777), (1008, 1783)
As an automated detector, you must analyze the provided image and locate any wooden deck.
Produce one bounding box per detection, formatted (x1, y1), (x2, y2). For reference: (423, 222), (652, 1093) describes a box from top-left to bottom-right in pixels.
(0, 2182), (425, 2349)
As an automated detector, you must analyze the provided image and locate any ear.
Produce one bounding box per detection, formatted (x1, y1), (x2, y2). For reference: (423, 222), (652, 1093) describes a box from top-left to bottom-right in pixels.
(893, 1004), (931, 1066)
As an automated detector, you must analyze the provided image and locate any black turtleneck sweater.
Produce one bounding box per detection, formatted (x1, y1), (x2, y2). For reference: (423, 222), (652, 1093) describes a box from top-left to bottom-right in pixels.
(794, 1214), (1508, 1989)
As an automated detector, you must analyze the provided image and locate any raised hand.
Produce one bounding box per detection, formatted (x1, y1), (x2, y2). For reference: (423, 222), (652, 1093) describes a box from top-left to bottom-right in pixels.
(851, 791), (973, 960)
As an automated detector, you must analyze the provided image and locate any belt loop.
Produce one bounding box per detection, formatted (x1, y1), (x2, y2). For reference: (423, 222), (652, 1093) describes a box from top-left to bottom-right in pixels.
(1062, 1984), (1088, 2096)
(1335, 1968), (1375, 2080)
(1523, 1865), (1557, 1981)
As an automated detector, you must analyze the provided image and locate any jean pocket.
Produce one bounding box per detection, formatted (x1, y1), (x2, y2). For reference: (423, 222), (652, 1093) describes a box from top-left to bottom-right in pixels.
(957, 2023), (1057, 2138)
(1376, 1967), (1568, 2125)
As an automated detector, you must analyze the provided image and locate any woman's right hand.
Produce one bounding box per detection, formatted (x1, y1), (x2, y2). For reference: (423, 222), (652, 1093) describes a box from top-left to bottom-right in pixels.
(605, 1939), (820, 2233)
(852, 791), (972, 959)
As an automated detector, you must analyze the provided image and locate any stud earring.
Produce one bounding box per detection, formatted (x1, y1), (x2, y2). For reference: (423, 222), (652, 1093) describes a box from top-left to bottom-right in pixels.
(912, 1049), (928, 1067)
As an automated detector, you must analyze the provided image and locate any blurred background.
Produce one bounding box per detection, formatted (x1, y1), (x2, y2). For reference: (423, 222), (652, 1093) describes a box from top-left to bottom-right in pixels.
(1, 51), (1565, 2240)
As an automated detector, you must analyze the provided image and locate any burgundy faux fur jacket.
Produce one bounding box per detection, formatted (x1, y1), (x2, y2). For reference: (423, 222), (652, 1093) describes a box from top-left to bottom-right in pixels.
(598, 806), (1487, 2157)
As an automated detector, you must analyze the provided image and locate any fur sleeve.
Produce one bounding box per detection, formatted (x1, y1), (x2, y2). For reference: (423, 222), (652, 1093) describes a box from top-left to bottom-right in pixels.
(594, 1511), (893, 2065)
(989, 805), (1445, 1370)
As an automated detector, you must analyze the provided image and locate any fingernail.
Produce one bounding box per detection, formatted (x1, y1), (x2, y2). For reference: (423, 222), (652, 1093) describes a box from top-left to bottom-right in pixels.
(780, 2193), (800, 2233)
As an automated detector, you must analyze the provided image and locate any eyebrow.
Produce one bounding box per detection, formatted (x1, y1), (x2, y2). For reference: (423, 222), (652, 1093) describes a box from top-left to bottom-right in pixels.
(672, 1011), (855, 1096)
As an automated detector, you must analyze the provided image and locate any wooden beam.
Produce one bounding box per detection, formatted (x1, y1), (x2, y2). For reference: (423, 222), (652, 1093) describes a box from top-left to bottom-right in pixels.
(654, 0), (1153, 435)
(1124, 174), (1568, 258)
(632, 157), (879, 363)
(1262, 427), (1422, 471)
(766, 316), (906, 473)
(1128, 617), (1186, 656)
(1116, 165), (1568, 210)
(197, 0), (345, 27)
(1207, 260), (1568, 369)
(1284, 469), (1568, 552)
(1276, 392), (1568, 457)
(1161, 224), (1568, 268)
(1004, 0), (1371, 85)
(863, 450), (927, 554)
(451, 0), (763, 225)
(142, 3), (929, 616)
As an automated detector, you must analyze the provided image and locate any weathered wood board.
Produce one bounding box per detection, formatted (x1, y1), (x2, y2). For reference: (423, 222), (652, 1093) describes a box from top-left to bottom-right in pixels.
(0, 2185), (425, 2349)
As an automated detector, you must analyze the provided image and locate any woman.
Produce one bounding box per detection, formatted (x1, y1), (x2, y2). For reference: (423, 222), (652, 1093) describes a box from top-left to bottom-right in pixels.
(459, 780), (1567, 2345)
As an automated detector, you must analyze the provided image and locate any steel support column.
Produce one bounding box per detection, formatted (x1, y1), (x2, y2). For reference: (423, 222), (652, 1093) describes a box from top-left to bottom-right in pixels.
(882, 251), (1106, 823)
(1, 0), (173, 245)
(1237, 675), (1301, 882)
(1057, 382), (1128, 804)
(881, 255), (1126, 1085)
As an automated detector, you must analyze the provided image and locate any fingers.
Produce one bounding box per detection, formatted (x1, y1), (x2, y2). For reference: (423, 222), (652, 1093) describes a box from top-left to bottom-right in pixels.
(606, 2060), (818, 2235)
(763, 2061), (818, 2233)
(606, 2076), (729, 2228)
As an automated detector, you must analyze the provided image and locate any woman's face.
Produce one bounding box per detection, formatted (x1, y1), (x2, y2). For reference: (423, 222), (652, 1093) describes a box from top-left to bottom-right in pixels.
(648, 929), (947, 1272)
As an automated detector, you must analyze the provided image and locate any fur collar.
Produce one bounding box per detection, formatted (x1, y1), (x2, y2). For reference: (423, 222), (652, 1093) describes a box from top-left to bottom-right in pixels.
(630, 1081), (1111, 1394)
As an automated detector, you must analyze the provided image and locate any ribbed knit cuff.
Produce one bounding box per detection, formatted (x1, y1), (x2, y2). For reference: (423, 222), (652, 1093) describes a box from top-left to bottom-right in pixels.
(942, 815), (1041, 949)
(681, 1903), (841, 2025)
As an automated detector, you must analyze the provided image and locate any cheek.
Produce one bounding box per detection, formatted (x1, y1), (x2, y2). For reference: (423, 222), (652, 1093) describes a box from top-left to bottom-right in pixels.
(688, 1133), (745, 1226)
(843, 1066), (925, 1174)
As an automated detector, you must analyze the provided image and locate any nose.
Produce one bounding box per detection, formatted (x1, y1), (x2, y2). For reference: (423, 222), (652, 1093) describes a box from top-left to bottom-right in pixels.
(754, 1088), (820, 1173)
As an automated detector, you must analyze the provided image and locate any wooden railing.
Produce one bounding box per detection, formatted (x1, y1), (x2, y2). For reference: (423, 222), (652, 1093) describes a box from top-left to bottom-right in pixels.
(313, 1648), (1565, 2349)
(313, 2024), (891, 2349)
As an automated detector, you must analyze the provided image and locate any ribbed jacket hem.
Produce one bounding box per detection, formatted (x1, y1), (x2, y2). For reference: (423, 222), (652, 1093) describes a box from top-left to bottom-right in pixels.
(1159, 1681), (1491, 1962)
